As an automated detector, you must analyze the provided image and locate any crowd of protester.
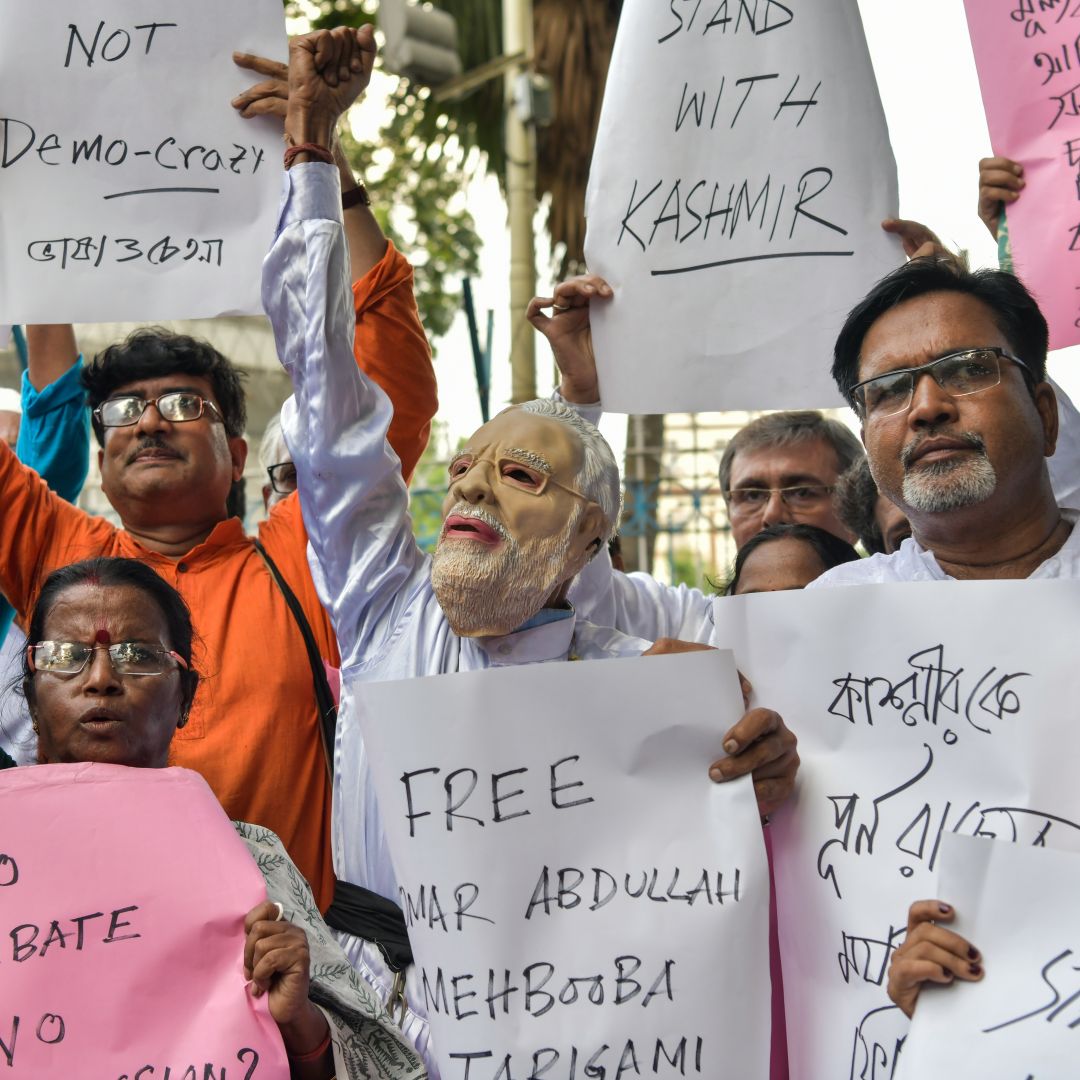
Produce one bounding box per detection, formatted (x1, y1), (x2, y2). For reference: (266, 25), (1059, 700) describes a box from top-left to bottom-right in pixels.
(0, 23), (1070, 1080)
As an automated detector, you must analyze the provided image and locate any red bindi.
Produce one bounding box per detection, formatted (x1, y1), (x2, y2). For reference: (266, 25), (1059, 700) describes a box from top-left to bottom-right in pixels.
(94, 628), (112, 645)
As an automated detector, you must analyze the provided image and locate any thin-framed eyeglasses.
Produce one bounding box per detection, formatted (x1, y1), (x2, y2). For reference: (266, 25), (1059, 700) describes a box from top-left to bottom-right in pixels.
(849, 347), (1034, 420)
(93, 392), (223, 429)
(724, 485), (835, 515)
(447, 452), (588, 500)
(268, 461), (297, 495)
(27, 640), (189, 677)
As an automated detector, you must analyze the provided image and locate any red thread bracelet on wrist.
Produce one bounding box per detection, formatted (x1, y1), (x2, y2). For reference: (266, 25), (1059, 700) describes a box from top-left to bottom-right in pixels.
(286, 1026), (332, 1062)
(283, 142), (335, 168)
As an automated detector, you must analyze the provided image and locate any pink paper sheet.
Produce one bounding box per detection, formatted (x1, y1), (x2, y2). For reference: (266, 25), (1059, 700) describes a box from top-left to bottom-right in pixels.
(965, 1), (1080, 349)
(0, 763), (289, 1077)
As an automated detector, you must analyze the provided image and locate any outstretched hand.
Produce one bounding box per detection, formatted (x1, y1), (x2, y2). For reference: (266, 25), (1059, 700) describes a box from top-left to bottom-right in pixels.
(527, 274), (613, 404)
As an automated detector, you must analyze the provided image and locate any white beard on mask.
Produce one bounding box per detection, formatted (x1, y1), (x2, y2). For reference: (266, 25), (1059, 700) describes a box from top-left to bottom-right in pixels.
(431, 502), (584, 637)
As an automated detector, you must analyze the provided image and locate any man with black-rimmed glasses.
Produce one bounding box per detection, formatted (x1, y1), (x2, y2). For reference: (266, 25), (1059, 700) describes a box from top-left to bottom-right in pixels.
(0, 278), (436, 920)
(812, 256), (1078, 586)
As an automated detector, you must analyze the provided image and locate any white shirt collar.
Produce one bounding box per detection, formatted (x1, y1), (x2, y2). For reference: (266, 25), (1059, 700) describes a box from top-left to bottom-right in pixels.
(474, 609), (578, 665)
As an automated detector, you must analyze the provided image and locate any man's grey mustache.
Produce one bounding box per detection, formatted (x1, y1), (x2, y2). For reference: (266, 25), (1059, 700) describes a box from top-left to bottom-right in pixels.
(900, 430), (986, 469)
(441, 503), (511, 542)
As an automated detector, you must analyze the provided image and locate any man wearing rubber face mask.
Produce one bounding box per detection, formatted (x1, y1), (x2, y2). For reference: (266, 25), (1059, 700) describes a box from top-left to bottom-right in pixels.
(432, 401), (616, 636)
(262, 25), (799, 1073)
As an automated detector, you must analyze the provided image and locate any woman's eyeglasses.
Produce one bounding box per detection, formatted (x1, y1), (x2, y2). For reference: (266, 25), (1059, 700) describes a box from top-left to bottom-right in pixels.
(28, 641), (188, 677)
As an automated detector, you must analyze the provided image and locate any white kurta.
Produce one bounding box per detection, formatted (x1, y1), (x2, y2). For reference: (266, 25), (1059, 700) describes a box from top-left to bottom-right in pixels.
(262, 163), (651, 1077)
(0, 621), (34, 764)
(808, 507), (1080, 586)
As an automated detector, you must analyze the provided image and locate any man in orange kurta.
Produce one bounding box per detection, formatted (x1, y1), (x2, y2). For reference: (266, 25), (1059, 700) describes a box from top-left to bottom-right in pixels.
(0, 240), (436, 913)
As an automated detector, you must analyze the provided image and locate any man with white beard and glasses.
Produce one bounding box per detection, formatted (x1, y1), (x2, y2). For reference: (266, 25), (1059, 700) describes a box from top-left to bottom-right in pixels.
(810, 255), (1079, 586)
(263, 27), (799, 1075)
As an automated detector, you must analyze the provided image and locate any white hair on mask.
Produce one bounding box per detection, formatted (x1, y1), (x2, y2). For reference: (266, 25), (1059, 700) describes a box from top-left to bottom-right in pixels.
(258, 411), (289, 473)
(513, 399), (622, 544)
(0, 387), (22, 415)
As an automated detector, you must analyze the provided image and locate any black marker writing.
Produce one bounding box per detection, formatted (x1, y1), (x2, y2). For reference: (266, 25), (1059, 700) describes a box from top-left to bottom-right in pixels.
(0, 855), (17, 887)
(64, 21), (177, 68)
(399, 881), (495, 932)
(400, 756), (594, 837)
(658, 0), (793, 44)
(827, 644), (1029, 744)
(0, 1011), (67, 1068)
(524, 865), (741, 918)
(422, 954), (676, 1022)
(985, 948), (1080, 1032)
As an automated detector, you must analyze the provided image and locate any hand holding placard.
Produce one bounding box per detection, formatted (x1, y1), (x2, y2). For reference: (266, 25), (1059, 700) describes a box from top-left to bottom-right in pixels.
(355, 649), (772, 1079)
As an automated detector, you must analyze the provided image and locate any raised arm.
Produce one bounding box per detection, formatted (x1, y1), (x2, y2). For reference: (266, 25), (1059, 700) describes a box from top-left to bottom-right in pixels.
(233, 47), (436, 480)
(531, 276), (715, 641)
(978, 156), (1024, 241)
(19, 324), (90, 505)
(263, 28), (428, 670)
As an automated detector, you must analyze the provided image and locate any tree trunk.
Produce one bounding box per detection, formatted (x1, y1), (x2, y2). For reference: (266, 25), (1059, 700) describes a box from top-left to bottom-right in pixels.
(620, 413), (665, 574)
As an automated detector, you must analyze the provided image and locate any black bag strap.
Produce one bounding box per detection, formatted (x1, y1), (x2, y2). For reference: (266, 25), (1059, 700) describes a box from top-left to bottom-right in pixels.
(325, 879), (413, 971)
(254, 540), (337, 779)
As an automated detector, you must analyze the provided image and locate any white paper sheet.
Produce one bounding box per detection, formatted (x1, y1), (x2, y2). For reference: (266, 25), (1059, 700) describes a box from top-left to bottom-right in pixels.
(0, 0), (285, 323)
(353, 649), (771, 1079)
(707, 580), (1080, 1080)
(898, 833), (1080, 1080)
(583, 0), (901, 413)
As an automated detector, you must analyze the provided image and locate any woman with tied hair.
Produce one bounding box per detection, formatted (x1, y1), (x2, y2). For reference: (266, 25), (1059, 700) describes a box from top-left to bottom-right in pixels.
(8, 556), (425, 1080)
(724, 523), (861, 596)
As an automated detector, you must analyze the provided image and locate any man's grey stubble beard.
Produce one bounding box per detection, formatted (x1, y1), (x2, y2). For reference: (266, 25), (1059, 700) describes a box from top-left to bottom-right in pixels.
(900, 449), (997, 513)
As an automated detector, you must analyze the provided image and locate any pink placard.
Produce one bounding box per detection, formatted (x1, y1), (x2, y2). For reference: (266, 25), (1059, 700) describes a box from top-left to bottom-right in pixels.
(965, 2), (1080, 349)
(0, 763), (289, 1078)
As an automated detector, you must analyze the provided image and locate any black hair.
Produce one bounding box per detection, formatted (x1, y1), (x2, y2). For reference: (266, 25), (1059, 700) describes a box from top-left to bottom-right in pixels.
(719, 410), (863, 494)
(724, 523), (860, 595)
(21, 557), (200, 721)
(834, 456), (885, 554)
(832, 257), (1049, 409)
(82, 328), (247, 445)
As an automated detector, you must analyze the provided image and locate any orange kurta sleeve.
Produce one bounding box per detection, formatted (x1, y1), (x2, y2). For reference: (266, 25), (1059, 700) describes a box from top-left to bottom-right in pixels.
(0, 441), (117, 620)
(351, 240), (437, 482)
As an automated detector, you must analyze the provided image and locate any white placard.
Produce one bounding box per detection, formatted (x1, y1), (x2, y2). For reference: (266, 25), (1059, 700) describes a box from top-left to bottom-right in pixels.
(353, 650), (772, 1079)
(584, 0), (902, 413)
(0, 0), (285, 323)
(707, 581), (1080, 1080)
(898, 833), (1080, 1080)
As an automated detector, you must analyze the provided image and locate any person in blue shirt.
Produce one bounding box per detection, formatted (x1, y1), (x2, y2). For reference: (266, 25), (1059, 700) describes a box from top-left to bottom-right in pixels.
(0, 325), (89, 640)
(0, 325), (89, 765)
